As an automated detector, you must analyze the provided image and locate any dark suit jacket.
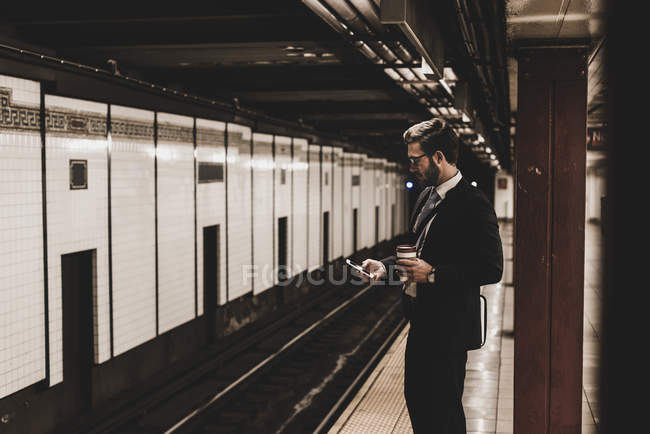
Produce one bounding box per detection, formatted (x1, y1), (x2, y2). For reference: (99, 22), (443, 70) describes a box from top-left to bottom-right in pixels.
(382, 177), (503, 352)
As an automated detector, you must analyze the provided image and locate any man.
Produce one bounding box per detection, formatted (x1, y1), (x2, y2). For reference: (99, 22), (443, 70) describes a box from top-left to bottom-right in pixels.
(361, 118), (503, 433)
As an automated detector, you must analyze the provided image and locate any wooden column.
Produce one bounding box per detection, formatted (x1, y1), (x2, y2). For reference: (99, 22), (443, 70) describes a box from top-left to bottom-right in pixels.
(514, 47), (587, 434)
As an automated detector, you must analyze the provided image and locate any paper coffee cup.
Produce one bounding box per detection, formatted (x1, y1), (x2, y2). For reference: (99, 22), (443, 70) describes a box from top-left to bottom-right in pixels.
(396, 245), (417, 282)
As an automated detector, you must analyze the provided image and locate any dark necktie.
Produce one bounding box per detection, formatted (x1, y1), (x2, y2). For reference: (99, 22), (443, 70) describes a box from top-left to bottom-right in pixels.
(412, 188), (441, 235)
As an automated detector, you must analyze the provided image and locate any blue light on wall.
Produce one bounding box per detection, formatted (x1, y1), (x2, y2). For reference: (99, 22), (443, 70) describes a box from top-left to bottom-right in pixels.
(406, 181), (414, 190)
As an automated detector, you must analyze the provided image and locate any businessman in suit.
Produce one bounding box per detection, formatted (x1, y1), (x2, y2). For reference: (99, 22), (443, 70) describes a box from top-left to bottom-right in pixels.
(361, 118), (503, 433)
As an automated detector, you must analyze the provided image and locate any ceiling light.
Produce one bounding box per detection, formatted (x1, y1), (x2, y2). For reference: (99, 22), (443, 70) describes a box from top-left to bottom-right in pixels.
(397, 68), (416, 81)
(303, 52), (317, 57)
(384, 68), (402, 81)
(477, 134), (485, 143)
(428, 107), (439, 115)
(438, 107), (449, 116)
(462, 113), (471, 123)
(490, 154), (497, 160)
(448, 107), (458, 116)
(438, 79), (453, 96)
(443, 67), (458, 82)
(485, 147), (492, 154)
(321, 52), (336, 57)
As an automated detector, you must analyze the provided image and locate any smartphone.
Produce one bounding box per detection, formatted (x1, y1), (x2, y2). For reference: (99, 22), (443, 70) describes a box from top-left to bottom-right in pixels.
(346, 259), (374, 280)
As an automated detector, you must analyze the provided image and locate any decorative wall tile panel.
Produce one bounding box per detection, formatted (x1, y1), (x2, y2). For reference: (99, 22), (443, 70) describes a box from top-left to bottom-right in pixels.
(274, 136), (293, 282)
(292, 138), (308, 275)
(110, 105), (156, 355)
(307, 144), (321, 271)
(156, 112), (195, 333)
(251, 133), (274, 293)
(196, 119), (227, 308)
(227, 124), (253, 300)
(0, 76), (46, 398)
(44, 95), (110, 384)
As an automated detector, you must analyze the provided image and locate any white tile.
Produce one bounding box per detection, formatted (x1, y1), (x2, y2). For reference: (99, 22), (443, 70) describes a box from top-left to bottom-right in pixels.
(110, 105), (156, 355)
(44, 95), (110, 385)
(157, 113), (195, 333)
(252, 133), (274, 293)
(274, 136), (293, 282)
(227, 125), (253, 300)
(321, 146), (333, 262)
(197, 119), (227, 307)
(0, 75), (46, 399)
(308, 144), (321, 271)
(331, 148), (344, 259)
(292, 138), (308, 275)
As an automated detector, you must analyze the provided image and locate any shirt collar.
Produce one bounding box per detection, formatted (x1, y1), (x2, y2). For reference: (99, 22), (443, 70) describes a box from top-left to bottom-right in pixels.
(435, 169), (462, 200)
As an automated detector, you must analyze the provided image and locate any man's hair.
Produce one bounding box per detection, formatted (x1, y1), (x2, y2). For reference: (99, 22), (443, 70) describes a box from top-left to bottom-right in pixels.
(403, 117), (460, 164)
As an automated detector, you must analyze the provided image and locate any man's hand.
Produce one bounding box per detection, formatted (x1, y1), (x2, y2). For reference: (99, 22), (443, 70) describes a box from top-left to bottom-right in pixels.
(397, 258), (433, 283)
(361, 259), (386, 281)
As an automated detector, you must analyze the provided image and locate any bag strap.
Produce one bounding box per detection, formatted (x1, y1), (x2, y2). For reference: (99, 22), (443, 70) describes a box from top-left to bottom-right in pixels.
(480, 294), (488, 347)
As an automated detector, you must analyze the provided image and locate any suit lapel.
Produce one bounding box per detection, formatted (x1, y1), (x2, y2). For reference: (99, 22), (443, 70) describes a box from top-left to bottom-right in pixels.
(419, 178), (468, 251)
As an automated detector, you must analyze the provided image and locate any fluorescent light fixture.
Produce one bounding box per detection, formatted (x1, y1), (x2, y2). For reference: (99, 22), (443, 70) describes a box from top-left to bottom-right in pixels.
(413, 68), (427, 81)
(443, 66), (458, 82)
(438, 79), (453, 96)
(420, 56), (437, 78)
(384, 68), (402, 81)
(397, 68), (416, 81)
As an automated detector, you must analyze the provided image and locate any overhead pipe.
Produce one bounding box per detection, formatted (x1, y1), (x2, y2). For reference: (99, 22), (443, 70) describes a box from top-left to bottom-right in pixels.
(303, 0), (437, 118)
(348, 0), (386, 31)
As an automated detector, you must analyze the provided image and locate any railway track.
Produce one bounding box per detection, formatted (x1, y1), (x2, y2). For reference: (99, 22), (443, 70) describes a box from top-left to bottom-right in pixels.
(97, 275), (405, 434)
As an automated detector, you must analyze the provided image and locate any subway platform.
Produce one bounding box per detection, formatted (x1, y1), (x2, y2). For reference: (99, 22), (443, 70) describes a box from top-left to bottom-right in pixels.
(327, 222), (601, 434)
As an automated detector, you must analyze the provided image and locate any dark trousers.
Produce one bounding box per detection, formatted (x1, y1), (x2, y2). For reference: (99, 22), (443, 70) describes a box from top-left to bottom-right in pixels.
(404, 333), (468, 434)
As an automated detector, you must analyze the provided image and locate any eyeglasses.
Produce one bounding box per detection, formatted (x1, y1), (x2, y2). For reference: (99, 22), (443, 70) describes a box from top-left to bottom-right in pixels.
(408, 154), (427, 166)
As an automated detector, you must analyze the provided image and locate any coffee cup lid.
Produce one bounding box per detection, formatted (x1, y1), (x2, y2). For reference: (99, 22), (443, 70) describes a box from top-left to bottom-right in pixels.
(396, 245), (416, 252)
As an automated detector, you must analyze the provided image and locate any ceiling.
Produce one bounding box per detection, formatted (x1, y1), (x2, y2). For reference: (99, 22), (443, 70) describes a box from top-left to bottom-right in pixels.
(1, 1), (511, 170)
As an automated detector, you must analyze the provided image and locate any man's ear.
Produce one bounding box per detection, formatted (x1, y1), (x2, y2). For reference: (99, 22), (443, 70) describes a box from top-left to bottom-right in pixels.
(434, 150), (445, 165)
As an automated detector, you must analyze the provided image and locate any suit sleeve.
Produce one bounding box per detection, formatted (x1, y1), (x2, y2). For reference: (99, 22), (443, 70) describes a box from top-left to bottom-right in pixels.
(380, 255), (399, 283)
(434, 195), (503, 289)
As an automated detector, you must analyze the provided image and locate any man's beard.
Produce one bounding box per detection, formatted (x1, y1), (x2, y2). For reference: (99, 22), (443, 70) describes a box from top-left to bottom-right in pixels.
(416, 161), (440, 187)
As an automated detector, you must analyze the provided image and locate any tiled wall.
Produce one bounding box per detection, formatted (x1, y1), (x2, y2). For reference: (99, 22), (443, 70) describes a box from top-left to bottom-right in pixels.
(110, 105), (156, 355)
(360, 155), (372, 249)
(331, 148), (343, 260)
(156, 112), (196, 334)
(342, 152), (353, 257)
(44, 95), (111, 384)
(196, 119), (227, 307)
(274, 135), (293, 282)
(1, 73), (409, 401)
(307, 144), (321, 271)
(0, 76), (46, 398)
(351, 153), (362, 253)
(292, 138), (308, 275)
(393, 171), (406, 235)
(375, 158), (386, 242)
(251, 133), (274, 294)
(386, 163), (396, 238)
(227, 124), (253, 300)
(321, 146), (333, 262)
